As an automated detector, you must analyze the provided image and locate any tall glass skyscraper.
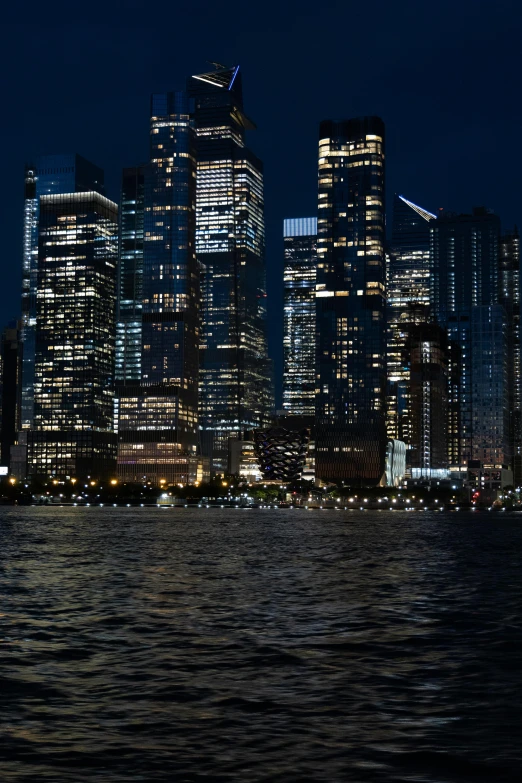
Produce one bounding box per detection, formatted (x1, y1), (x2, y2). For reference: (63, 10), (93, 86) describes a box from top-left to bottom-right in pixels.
(21, 155), (105, 432)
(27, 191), (118, 479)
(116, 91), (200, 485)
(406, 319), (449, 478)
(283, 217), (317, 416)
(469, 305), (509, 466)
(386, 194), (436, 447)
(116, 166), (145, 384)
(315, 117), (386, 484)
(500, 229), (521, 484)
(431, 207), (503, 474)
(187, 64), (273, 475)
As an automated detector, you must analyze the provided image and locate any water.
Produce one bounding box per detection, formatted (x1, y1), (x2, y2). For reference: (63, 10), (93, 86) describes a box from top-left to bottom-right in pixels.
(1, 507), (521, 782)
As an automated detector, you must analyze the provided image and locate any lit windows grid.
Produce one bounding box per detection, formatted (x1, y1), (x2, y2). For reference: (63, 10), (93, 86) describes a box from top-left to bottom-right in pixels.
(283, 227), (317, 416)
(315, 118), (386, 483)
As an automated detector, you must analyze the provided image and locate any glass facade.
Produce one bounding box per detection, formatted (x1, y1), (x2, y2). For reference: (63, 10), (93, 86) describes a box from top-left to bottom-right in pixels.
(431, 208), (502, 472)
(499, 229), (521, 483)
(20, 155), (105, 432)
(283, 217), (317, 416)
(407, 321), (449, 475)
(470, 305), (509, 466)
(386, 194), (436, 447)
(116, 91), (200, 485)
(187, 65), (273, 475)
(116, 166), (145, 384)
(315, 117), (386, 484)
(27, 192), (118, 479)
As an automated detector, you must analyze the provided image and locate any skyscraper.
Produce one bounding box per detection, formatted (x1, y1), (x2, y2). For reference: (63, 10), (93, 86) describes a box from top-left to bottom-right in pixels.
(431, 207), (503, 474)
(116, 91), (200, 485)
(1, 321), (22, 469)
(500, 229), (521, 484)
(315, 117), (386, 484)
(20, 155), (105, 434)
(386, 194), (436, 447)
(116, 166), (145, 384)
(187, 64), (273, 475)
(406, 320), (449, 478)
(283, 217), (317, 416)
(27, 191), (118, 480)
(470, 305), (509, 466)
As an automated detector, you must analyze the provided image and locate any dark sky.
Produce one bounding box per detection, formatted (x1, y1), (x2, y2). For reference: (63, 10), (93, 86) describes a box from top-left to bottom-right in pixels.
(2, 0), (522, 403)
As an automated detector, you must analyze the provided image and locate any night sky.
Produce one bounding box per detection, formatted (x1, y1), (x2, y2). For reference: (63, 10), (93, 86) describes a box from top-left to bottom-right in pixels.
(2, 0), (521, 403)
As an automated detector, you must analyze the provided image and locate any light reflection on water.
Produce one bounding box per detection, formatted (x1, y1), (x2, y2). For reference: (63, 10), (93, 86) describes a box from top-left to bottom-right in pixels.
(1, 507), (521, 782)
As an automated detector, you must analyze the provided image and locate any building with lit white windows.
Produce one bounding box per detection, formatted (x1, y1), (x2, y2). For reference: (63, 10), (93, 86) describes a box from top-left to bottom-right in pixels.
(283, 217), (317, 416)
(27, 190), (118, 479)
(116, 91), (201, 485)
(187, 64), (273, 475)
(315, 117), (387, 484)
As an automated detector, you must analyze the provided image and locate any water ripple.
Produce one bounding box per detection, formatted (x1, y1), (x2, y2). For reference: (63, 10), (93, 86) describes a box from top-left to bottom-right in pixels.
(1, 507), (521, 781)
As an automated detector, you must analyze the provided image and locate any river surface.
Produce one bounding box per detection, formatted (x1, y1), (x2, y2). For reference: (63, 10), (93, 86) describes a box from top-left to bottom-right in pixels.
(1, 507), (521, 782)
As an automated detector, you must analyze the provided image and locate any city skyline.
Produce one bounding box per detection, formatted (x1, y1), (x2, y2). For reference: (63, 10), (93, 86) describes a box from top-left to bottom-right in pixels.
(2, 1), (521, 401)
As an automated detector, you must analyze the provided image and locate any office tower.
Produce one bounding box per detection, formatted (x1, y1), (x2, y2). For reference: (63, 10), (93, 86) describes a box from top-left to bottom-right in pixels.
(283, 217), (317, 416)
(406, 321), (449, 478)
(116, 166), (145, 384)
(117, 91), (200, 485)
(1, 322), (22, 468)
(27, 191), (118, 479)
(187, 64), (273, 475)
(469, 305), (509, 465)
(315, 117), (386, 484)
(500, 229), (521, 485)
(386, 194), (436, 446)
(431, 207), (502, 474)
(431, 207), (500, 324)
(20, 155), (105, 433)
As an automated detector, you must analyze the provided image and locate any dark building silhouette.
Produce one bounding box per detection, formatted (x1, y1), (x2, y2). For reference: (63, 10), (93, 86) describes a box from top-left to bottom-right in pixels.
(117, 92), (200, 485)
(28, 191), (118, 480)
(20, 155), (105, 434)
(187, 64), (273, 476)
(1, 322), (22, 469)
(315, 117), (386, 484)
(283, 217), (317, 416)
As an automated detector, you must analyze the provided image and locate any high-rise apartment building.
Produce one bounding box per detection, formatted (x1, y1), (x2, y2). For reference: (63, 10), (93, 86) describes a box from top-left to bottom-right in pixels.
(21, 155), (105, 433)
(282, 217), (317, 416)
(27, 191), (118, 479)
(315, 117), (386, 484)
(407, 320), (449, 478)
(500, 229), (521, 485)
(187, 64), (273, 475)
(431, 207), (500, 324)
(116, 91), (200, 485)
(469, 305), (509, 466)
(116, 166), (145, 384)
(386, 194), (436, 447)
(431, 208), (503, 474)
